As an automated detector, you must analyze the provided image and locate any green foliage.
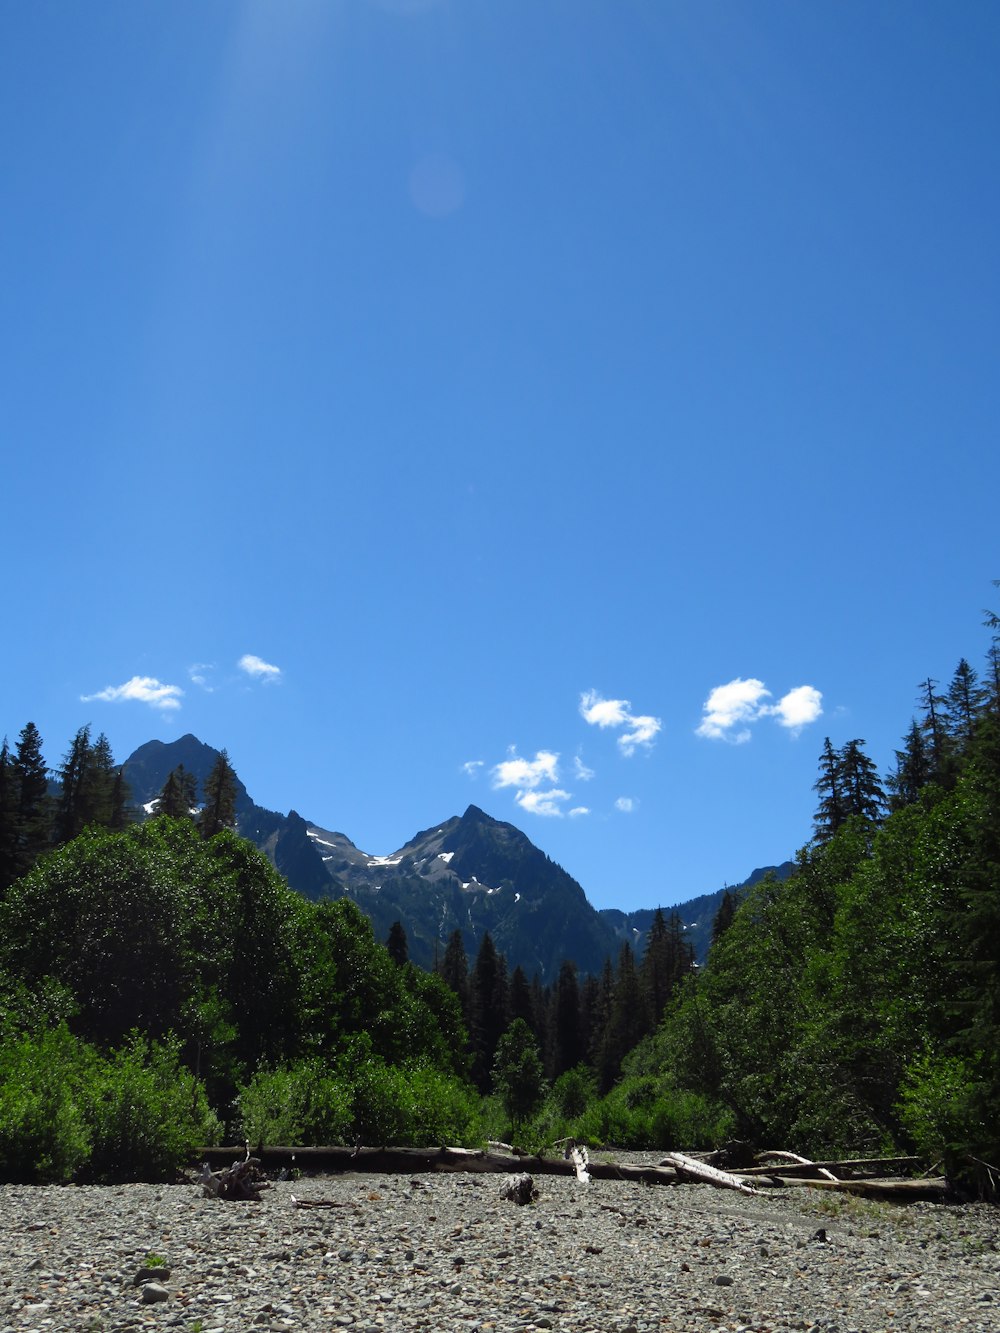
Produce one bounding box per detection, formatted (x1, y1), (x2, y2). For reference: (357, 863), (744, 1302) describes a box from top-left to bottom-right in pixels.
(236, 1049), (481, 1148)
(83, 1033), (222, 1183)
(491, 1018), (546, 1128)
(897, 1049), (983, 1164)
(0, 1025), (219, 1184)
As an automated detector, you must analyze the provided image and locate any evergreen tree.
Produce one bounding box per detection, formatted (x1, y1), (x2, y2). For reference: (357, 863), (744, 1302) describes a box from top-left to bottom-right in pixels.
(469, 932), (509, 1091)
(550, 959), (583, 1078)
(838, 738), (886, 824)
(813, 737), (847, 843)
(918, 677), (952, 785)
(198, 750), (238, 839)
(12, 722), (51, 878)
(0, 740), (19, 891)
(158, 765), (196, 820)
(711, 889), (739, 945)
(55, 724), (95, 844)
(944, 658), (987, 752)
(385, 920), (408, 967)
(438, 929), (470, 1022)
(507, 964), (535, 1032)
(887, 719), (932, 811)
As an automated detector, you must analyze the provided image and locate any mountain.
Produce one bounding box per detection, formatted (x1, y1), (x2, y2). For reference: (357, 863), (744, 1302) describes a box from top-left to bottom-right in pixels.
(122, 734), (789, 982)
(599, 861), (796, 965)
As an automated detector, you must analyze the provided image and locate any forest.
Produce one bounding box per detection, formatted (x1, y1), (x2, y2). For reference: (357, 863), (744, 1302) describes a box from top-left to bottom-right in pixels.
(1, 598), (998, 1190)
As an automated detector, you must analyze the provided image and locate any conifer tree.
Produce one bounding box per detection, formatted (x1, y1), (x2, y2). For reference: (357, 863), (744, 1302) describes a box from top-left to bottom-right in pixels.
(918, 677), (952, 786)
(507, 964), (535, 1031)
(0, 740), (19, 891)
(158, 765), (196, 820)
(469, 932), (509, 1091)
(944, 658), (987, 752)
(838, 738), (886, 823)
(550, 959), (583, 1078)
(887, 719), (933, 810)
(12, 722), (51, 877)
(55, 724), (95, 843)
(711, 889), (739, 945)
(437, 929), (470, 1023)
(198, 750), (238, 839)
(813, 737), (846, 843)
(385, 920), (408, 967)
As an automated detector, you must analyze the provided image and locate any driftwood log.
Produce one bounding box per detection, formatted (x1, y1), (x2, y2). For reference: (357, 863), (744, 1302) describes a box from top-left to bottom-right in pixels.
(194, 1144), (947, 1203)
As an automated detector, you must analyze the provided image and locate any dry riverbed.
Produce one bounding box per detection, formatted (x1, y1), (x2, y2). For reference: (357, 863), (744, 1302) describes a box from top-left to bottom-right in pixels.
(1, 1170), (998, 1332)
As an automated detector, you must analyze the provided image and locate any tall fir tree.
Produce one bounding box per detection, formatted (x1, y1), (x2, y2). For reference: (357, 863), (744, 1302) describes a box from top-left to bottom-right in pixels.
(12, 722), (51, 878)
(550, 959), (583, 1078)
(198, 750), (238, 839)
(838, 738), (886, 824)
(813, 736), (847, 843)
(385, 920), (409, 967)
(944, 658), (987, 753)
(0, 740), (20, 891)
(469, 932), (509, 1091)
(887, 719), (933, 811)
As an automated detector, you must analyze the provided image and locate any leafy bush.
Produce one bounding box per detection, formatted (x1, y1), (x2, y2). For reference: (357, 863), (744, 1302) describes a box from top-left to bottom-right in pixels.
(84, 1034), (222, 1183)
(237, 1060), (352, 1146)
(897, 1049), (983, 1164)
(0, 1026), (219, 1183)
(237, 1052), (483, 1148)
(0, 1024), (94, 1182)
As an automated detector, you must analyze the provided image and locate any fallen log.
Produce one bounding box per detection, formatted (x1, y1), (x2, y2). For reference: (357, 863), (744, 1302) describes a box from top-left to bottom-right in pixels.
(756, 1174), (948, 1202)
(661, 1151), (762, 1196)
(739, 1154), (923, 1179)
(196, 1144), (680, 1184)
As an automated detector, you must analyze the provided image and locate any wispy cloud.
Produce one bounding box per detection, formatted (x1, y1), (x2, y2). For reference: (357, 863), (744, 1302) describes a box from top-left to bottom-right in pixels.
(492, 749), (560, 791)
(615, 796), (636, 813)
(188, 662), (215, 691)
(462, 760), (484, 778)
(696, 677), (823, 742)
(579, 690), (662, 756)
(569, 805), (590, 818)
(516, 788), (572, 818)
(573, 755), (596, 781)
(81, 675), (184, 712)
(239, 654), (282, 682)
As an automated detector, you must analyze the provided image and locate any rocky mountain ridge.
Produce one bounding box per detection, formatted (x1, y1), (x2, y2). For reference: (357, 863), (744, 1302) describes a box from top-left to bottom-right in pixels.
(122, 734), (792, 981)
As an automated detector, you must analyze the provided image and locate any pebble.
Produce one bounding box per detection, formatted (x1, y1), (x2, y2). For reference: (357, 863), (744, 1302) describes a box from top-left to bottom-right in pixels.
(0, 1173), (997, 1330)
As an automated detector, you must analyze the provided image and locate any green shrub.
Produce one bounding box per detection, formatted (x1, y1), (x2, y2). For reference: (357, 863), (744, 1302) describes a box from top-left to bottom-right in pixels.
(237, 1060), (352, 1146)
(84, 1034), (222, 1183)
(897, 1049), (983, 1164)
(0, 1024), (94, 1182)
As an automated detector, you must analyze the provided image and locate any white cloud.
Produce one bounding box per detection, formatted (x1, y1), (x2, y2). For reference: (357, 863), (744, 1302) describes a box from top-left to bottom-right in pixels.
(492, 749), (560, 790)
(573, 755), (596, 781)
(695, 677), (771, 742)
(615, 796), (636, 813)
(462, 760), (484, 778)
(696, 677), (823, 741)
(188, 662), (215, 691)
(516, 788), (571, 818)
(239, 654), (282, 681)
(767, 685), (823, 732)
(81, 675), (183, 712)
(580, 690), (662, 755)
(569, 806), (590, 818)
(618, 714), (661, 756)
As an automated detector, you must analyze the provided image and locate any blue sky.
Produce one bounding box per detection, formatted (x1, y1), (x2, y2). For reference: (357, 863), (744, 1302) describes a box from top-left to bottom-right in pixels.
(3, 1), (998, 911)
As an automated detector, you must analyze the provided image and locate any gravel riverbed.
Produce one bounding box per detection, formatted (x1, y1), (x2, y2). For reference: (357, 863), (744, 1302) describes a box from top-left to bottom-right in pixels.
(1, 1170), (998, 1332)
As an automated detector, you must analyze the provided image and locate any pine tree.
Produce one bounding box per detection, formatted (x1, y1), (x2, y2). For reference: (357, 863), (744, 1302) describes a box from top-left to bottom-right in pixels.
(198, 750), (238, 839)
(158, 765), (196, 820)
(55, 724), (95, 843)
(507, 965), (535, 1031)
(469, 932), (509, 1091)
(918, 677), (952, 786)
(550, 959), (583, 1077)
(438, 929), (470, 1022)
(0, 739), (20, 891)
(386, 920), (408, 967)
(838, 738), (886, 823)
(711, 889), (739, 944)
(813, 737), (847, 843)
(887, 719), (932, 810)
(944, 658), (987, 753)
(12, 722), (51, 877)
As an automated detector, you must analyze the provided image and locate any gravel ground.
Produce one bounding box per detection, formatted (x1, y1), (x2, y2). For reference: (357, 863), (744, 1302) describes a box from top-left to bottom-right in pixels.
(0, 1169), (998, 1332)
